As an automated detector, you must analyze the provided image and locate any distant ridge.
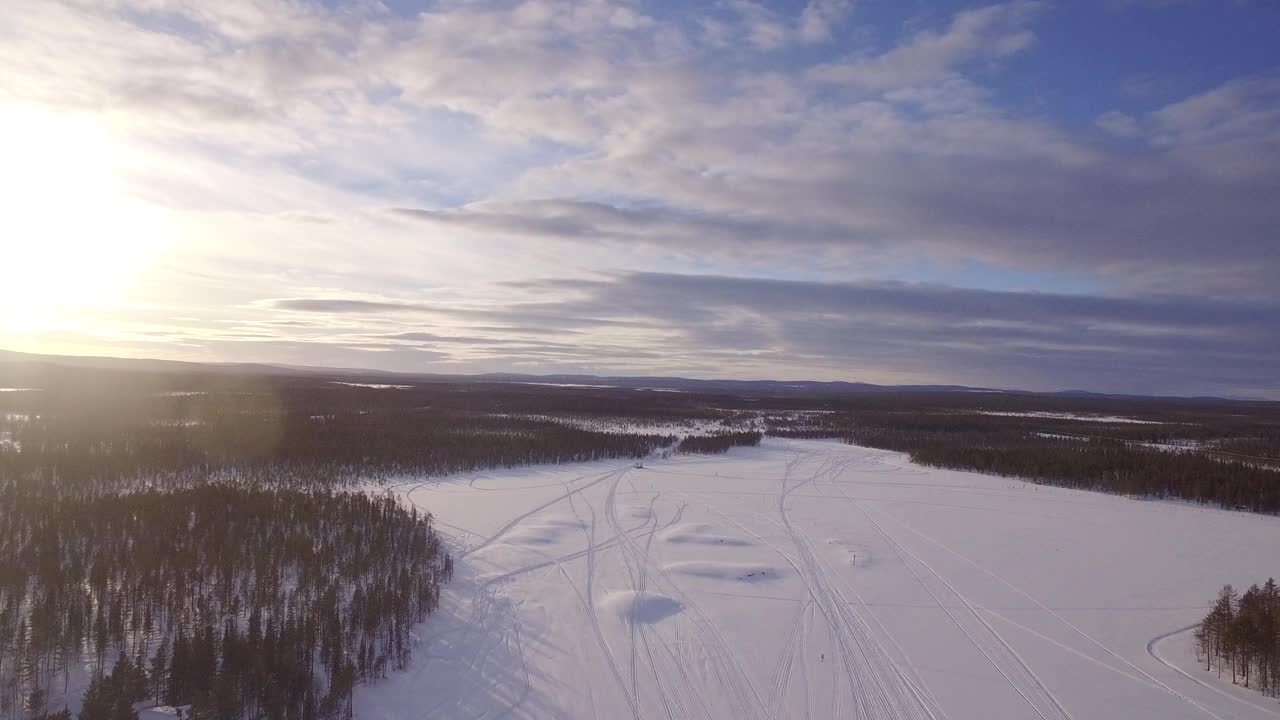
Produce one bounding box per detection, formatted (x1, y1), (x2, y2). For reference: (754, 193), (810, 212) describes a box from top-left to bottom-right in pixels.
(0, 348), (1268, 403)
(470, 372), (1009, 397)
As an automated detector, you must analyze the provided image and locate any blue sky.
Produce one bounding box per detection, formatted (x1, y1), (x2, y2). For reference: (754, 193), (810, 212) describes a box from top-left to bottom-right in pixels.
(0, 0), (1277, 396)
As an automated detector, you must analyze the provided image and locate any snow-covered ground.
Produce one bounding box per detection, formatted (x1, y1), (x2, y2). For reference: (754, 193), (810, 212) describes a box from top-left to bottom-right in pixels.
(363, 439), (1280, 720)
(1035, 431), (1209, 453)
(975, 410), (1167, 424)
(513, 381), (618, 389)
(503, 412), (762, 437)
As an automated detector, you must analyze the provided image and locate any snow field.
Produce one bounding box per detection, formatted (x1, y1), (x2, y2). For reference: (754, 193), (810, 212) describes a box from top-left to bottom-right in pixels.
(360, 439), (1280, 720)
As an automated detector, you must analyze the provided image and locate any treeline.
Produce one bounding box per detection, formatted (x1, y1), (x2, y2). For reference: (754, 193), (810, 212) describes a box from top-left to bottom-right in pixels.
(0, 485), (452, 719)
(1196, 581), (1280, 696)
(763, 414), (848, 439)
(848, 425), (1280, 512)
(0, 410), (673, 497)
(0, 365), (724, 422)
(752, 409), (1280, 513)
(676, 432), (763, 455)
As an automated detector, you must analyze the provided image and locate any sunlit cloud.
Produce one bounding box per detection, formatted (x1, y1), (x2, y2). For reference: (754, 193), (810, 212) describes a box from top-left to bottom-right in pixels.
(0, 0), (1276, 396)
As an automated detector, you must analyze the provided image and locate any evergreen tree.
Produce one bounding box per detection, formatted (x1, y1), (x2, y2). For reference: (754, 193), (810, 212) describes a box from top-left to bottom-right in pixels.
(1198, 579), (1280, 699)
(78, 674), (113, 720)
(150, 637), (169, 705)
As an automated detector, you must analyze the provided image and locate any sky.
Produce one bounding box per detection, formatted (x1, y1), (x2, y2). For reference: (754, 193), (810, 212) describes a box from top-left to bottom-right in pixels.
(0, 0), (1277, 397)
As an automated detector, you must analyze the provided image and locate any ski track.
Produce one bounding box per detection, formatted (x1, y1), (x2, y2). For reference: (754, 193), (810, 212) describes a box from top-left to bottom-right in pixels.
(778, 449), (947, 720)
(604, 467), (769, 720)
(877, 508), (1232, 720)
(1147, 625), (1280, 718)
(369, 439), (1280, 720)
(816, 465), (1067, 720)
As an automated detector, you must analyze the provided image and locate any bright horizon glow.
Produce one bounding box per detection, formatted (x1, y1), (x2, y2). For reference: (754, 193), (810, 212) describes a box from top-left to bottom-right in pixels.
(0, 105), (168, 333)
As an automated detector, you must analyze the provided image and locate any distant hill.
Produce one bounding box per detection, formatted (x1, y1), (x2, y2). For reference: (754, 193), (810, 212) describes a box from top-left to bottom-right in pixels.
(469, 372), (1010, 397)
(0, 348), (1265, 402)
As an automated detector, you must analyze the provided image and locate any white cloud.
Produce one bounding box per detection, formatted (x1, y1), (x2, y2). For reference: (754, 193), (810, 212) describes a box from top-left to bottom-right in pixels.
(808, 1), (1042, 90)
(1, 0), (1276, 392)
(1095, 111), (1140, 137)
(1149, 71), (1280, 146)
(729, 1), (790, 50)
(798, 0), (855, 44)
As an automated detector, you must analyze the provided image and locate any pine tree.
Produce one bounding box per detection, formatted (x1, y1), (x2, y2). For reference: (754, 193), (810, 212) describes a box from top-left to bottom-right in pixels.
(150, 637), (169, 705)
(167, 629), (190, 706)
(78, 674), (113, 720)
(108, 693), (137, 720)
(1198, 578), (1280, 698)
(25, 685), (47, 717)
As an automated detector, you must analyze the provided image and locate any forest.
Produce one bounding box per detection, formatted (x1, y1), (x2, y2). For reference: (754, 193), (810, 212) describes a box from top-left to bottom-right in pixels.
(0, 374), (679, 496)
(842, 416), (1280, 512)
(766, 406), (1280, 513)
(0, 486), (451, 719)
(0, 366), (691, 718)
(675, 431), (763, 454)
(1196, 580), (1280, 698)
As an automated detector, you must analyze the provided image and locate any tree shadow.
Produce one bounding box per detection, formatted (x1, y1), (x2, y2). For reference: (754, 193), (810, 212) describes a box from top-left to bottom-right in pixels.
(354, 546), (571, 720)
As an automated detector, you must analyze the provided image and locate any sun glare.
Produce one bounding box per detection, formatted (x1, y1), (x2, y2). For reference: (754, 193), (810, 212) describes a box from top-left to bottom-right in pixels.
(0, 105), (167, 335)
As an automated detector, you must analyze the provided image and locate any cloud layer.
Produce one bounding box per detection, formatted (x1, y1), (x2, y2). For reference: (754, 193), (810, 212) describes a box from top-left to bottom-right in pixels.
(260, 273), (1279, 396)
(1, 0), (1277, 397)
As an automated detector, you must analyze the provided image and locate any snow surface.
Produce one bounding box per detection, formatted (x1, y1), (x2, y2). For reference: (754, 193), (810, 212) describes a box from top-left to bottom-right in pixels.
(331, 381), (414, 389)
(1034, 432), (1208, 452)
(139, 706), (191, 719)
(505, 413), (760, 437)
(514, 381), (617, 389)
(363, 438), (1280, 720)
(976, 410), (1167, 424)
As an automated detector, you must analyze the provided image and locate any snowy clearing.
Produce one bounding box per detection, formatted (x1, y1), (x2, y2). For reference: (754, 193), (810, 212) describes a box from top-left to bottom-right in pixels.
(502, 412), (762, 437)
(976, 410), (1167, 424)
(365, 439), (1280, 720)
(1035, 431), (1208, 453)
(513, 381), (618, 389)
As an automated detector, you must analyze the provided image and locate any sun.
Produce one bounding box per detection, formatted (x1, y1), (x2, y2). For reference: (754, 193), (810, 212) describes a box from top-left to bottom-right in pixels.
(0, 105), (167, 335)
